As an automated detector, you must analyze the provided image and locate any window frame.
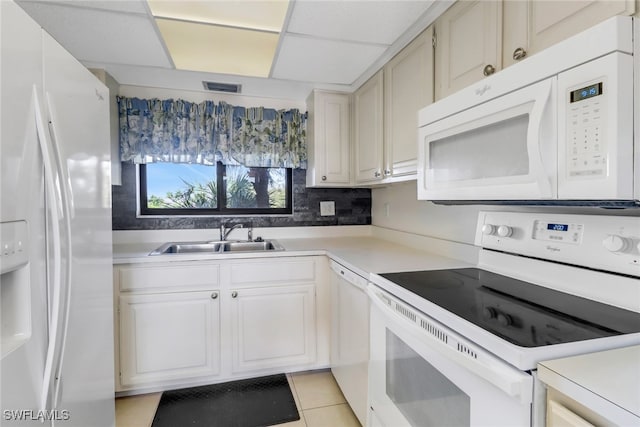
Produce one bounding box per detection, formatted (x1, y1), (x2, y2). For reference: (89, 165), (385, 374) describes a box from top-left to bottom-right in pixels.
(138, 162), (293, 216)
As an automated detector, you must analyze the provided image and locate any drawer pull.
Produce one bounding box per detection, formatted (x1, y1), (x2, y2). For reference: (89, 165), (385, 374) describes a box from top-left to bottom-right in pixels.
(231, 291), (238, 298)
(211, 292), (218, 299)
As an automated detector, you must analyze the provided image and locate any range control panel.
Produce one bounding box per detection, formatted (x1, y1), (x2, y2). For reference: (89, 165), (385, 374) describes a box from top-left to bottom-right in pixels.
(475, 212), (639, 277)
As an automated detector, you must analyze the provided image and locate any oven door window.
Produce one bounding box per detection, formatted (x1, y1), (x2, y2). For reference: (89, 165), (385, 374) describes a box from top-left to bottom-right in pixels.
(386, 329), (470, 427)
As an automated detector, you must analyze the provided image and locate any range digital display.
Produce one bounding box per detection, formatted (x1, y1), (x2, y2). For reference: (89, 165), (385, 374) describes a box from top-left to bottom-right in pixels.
(547, 223), (569, 232)
(570, 82), (602, 103)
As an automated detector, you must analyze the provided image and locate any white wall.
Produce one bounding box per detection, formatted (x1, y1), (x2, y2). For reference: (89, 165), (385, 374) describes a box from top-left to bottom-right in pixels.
(372, 181), (640, 245)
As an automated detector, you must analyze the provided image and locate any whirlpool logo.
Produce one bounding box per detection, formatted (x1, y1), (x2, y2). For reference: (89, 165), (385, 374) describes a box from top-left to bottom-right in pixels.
(546, 246), (561, 252)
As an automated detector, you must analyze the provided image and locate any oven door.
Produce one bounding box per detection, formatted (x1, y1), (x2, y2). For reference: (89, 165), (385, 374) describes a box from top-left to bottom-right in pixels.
(367, 284), (533, 427)
(417, 77), (557, 201)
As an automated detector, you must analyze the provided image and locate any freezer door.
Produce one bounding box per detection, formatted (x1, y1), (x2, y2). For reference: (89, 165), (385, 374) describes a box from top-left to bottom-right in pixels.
(0, 1), (49, 425)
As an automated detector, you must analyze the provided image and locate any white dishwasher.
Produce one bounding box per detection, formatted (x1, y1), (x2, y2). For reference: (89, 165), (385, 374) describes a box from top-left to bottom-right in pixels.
(330, 260), (369, 426)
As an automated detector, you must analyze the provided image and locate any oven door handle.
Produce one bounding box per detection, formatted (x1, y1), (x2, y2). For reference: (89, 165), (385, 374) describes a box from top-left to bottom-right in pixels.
(367, 285), (533, 403)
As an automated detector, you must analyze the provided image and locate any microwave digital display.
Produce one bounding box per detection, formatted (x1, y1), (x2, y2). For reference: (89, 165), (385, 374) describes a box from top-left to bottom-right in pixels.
(547, 223), (569, 232)
(570, 83), (602, 103)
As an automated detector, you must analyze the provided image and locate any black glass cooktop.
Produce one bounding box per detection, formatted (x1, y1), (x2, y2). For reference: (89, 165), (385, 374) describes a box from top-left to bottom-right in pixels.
(379, 268), (640, 348)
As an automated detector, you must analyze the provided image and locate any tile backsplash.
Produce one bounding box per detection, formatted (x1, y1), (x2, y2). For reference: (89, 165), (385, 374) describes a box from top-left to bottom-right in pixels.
(112, 163), (371, 230)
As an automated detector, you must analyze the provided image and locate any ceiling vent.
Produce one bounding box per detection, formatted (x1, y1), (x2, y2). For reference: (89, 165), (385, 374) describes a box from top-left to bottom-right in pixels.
(202, 81), (242, 93)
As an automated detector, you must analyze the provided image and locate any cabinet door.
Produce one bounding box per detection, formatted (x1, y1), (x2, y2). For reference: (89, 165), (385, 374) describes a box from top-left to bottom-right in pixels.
(435, 0), (502, 100)
(230, 284), (316, 373)
(119, 291), (220, 387)
(527, 0), (634, 55)
(306, 91), (351, 186)
(384, 27), (434, 178)
(354, 71), (384, 183)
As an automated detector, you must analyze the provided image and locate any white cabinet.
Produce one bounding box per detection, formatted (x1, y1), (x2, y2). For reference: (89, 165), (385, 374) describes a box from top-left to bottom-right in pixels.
(353, 26), (435, 185)
(306, 90), (351, 187)
(383, 27), (434, 179)
(526, 0), (634, 56)
(230, 284), (316, 373)
(435, 0), (502, 100)
(115, 256), (326, 393)
(119, 291), (220, 387)
(435, 0), (635, 100)
(354, 71), (385, 184)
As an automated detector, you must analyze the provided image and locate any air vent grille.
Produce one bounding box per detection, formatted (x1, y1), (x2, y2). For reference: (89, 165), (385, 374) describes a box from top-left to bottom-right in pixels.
(394, 302), (417, 322)
(457, 342), (478, 359)
(420, 318), (448, 344)
(202, 81), (242, 93)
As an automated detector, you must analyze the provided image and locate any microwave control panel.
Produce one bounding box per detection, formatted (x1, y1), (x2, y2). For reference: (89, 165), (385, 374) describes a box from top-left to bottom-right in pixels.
(566, 80), (607, 179)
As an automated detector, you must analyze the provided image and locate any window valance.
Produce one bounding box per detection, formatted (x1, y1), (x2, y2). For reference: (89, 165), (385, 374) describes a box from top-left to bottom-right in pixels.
(117, 97), (307, 169)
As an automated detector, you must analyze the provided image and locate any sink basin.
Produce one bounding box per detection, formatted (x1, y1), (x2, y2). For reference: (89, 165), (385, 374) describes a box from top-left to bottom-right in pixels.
(149, 239), (284, 255)
(222, 241), (284, 252)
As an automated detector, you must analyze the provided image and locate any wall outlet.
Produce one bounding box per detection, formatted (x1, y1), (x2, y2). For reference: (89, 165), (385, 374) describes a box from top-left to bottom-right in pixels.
(320, 201), (336, 216)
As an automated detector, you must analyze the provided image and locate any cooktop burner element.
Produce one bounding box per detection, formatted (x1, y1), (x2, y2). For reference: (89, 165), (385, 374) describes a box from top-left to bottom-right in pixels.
(379, 268), (640, 348)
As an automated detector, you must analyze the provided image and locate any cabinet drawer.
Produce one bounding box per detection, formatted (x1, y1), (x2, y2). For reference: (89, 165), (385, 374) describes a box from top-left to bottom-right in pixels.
(118, 262), (220, 292)
(229, 258), (316, 287)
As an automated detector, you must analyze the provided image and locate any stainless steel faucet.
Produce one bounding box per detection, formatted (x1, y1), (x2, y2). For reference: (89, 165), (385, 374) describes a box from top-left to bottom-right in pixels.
(220, 223), (253, 241)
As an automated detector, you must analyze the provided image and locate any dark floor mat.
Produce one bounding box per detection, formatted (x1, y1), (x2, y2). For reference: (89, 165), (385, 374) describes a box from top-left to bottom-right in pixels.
(151, 374), (299, 427)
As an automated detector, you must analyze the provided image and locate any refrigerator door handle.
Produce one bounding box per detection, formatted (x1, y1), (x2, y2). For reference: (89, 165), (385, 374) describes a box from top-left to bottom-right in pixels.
(33, 86), (63, 413)
(44, 93), (74, 409)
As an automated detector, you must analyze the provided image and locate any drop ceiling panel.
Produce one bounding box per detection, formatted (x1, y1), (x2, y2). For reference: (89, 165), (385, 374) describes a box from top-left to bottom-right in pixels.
(16, 2), (171, 67)
(272, 34), (386, 85)
(22, 0), (151, 14)
(148, 0), (289, 32)
(156, 19), (279, 77)
(286, 0), (434, 45)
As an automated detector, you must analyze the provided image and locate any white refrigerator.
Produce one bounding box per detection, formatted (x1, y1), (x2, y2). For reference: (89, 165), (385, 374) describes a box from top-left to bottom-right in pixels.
(1, 1), (115, 425)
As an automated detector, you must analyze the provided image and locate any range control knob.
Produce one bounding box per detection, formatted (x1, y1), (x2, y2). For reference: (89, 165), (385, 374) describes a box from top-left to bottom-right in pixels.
(602, 235), (632, 253)
(482, 307), (497, 319)
(497, 313), (513, 327)
(497, 225), (513, 238)
(481, 224), (496, 236)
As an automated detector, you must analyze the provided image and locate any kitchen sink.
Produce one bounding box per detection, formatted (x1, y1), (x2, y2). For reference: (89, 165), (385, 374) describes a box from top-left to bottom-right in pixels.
(221, 241), (284, 252)
(149, 239), (284, 255)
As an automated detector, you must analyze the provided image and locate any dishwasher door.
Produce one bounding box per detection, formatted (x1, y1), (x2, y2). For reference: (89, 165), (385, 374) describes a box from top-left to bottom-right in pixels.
(330, 260), (369, 426)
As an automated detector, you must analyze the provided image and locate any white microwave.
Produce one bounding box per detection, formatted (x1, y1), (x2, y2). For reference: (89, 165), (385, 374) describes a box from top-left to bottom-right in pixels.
(417, 16), (638, 205)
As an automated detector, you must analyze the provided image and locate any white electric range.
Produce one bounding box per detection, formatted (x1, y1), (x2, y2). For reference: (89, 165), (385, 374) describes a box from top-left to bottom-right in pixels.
(367, 211), (640, 427)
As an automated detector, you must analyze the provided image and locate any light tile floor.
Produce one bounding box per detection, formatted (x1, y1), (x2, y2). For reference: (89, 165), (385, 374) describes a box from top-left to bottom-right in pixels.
(115, 370), (361, 427)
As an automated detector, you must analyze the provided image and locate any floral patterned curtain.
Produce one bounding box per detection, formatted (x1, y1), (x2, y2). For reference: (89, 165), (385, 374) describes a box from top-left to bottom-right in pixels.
(117, 97), (307, 169)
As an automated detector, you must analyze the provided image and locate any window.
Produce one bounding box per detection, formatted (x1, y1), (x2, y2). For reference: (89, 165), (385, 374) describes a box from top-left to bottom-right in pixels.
(139, 162), (292, 216)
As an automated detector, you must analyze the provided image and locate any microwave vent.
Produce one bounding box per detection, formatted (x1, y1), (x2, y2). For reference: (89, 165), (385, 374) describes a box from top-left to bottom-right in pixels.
(202, 81), (242, 93)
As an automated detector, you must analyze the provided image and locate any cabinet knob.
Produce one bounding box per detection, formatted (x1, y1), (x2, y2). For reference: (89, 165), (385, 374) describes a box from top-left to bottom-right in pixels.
(384, 169), (391, 176)
(512, 47), (527, 61)
(231, 291), (238, 298)
(374, 171), (382, 178)
(483, 64), (496, 76)
(211, 292), (218, 299)
(321, 175), (327, 181)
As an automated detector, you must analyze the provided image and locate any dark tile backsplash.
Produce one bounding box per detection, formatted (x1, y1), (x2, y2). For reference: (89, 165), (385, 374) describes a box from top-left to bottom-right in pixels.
(112, 163), (371, 230)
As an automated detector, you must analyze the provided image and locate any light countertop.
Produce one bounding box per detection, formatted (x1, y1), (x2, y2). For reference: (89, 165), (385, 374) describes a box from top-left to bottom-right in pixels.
(538, 345), (640, 423)
(113, 236), (473, 279)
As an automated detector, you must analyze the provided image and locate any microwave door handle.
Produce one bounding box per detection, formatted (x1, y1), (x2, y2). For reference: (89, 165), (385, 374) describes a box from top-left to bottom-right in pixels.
(367, 285), (532, 403)
(526, 78), (555, 198)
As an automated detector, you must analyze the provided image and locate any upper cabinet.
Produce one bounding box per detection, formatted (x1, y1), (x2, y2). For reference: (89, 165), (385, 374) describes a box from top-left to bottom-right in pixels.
(435, 0), (635, 101)
(353, 71), (385, 184)
(354, 26), (435, 185)
(306, 90), (351, 187)
(384, 27), (434, 179)
(526, 1), (635, 55)
(435, 1), (502, 100)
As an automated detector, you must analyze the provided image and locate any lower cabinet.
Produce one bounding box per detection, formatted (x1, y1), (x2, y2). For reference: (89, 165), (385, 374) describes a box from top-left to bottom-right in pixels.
(119, 291), (221, 387)
(114, 256), (326, 393)
(230, 284), (316, 373)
